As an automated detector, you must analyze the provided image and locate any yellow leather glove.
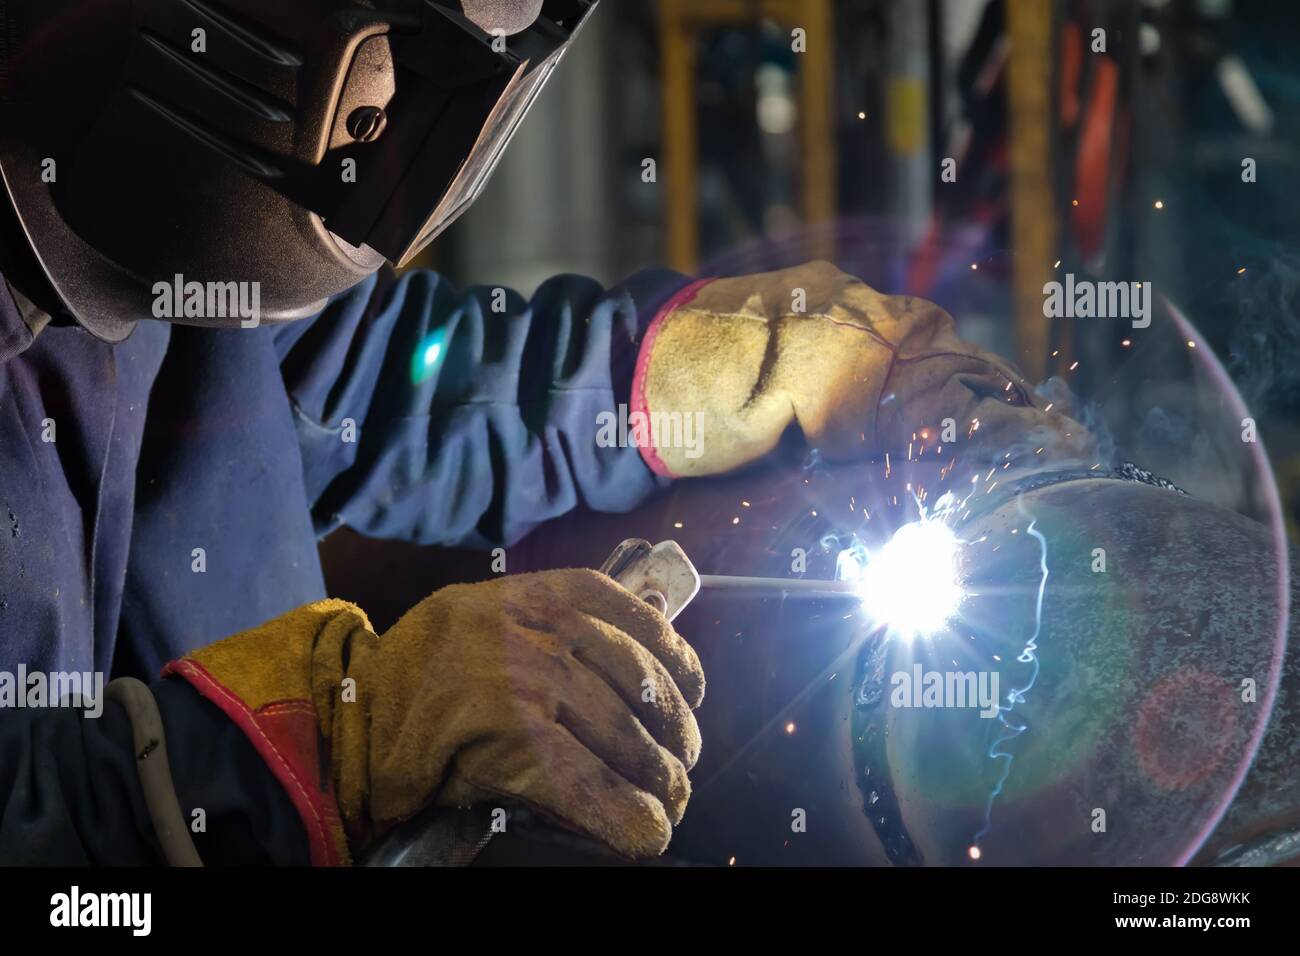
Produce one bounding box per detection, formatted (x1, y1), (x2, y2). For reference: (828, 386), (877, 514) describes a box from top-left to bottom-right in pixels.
(634, 261), (1099, 477)
(165, 570), (705, 864)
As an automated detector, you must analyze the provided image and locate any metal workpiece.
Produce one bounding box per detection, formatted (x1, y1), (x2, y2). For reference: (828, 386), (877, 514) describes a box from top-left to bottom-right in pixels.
(857, 476), (1286, 866)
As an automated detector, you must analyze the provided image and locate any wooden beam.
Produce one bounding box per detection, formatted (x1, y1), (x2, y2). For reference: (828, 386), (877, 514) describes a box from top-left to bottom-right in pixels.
(1005, 0), (1058, 382)
(659, 0), (698, 272)
(798, 0), (836, 261)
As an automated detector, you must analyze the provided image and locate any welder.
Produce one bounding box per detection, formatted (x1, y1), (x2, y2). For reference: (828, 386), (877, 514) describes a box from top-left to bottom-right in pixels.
(0, 0), (1093, 865)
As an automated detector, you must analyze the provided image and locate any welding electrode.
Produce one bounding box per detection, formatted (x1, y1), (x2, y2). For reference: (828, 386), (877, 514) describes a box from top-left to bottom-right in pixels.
(696, 574), (862, 601)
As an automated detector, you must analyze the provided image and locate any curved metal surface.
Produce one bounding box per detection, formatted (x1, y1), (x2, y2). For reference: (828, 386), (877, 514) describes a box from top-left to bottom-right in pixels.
(358, 449), (1289, 867)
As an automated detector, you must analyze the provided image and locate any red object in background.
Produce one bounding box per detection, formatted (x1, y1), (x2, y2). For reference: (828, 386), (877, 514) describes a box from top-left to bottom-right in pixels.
(1072, 53), (1121, 260)
(1060, 22), (1083, 127)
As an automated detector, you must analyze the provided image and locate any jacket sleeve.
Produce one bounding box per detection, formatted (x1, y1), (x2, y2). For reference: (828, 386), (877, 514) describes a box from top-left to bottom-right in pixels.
(0, 680), (310, 865)
(273, 267), (691, 548)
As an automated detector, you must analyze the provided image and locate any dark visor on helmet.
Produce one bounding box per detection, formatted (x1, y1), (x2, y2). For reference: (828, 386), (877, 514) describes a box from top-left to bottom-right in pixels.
(319, 0), (595, 266)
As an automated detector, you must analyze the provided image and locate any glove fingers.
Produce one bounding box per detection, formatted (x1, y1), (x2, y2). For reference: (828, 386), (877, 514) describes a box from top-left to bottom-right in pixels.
(876, 353), (1101, 468)
(451, 720), (675, 859)
(562, 613), (701, 768)
(554, 569), (706, 708)
(553, 692), (691, 825)
(487, 587), (701, 767)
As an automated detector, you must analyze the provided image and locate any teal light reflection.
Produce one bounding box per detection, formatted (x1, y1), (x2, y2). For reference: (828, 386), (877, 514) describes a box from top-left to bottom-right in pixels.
(410, 329), (448, 385)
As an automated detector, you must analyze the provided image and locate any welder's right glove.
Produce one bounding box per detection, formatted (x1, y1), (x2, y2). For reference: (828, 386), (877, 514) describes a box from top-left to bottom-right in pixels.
(164, 569), (705, 865)
(634, 261), (1100, 477)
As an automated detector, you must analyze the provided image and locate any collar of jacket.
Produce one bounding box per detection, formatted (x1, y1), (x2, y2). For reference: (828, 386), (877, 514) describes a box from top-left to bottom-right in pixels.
(0, 272), (55, 364)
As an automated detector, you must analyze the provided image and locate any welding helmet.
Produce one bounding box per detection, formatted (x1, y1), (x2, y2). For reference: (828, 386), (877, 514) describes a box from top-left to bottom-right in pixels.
(0, 0), (595, 341)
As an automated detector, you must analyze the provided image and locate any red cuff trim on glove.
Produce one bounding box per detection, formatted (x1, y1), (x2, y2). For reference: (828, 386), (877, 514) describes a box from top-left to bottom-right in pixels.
(161, 659), (349, 867)
(631, 277), (714, 478)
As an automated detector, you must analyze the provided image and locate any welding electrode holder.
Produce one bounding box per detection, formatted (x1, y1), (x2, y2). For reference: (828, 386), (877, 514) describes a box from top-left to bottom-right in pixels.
(599, 539), (702, 621)
(604, 538), (864, 607)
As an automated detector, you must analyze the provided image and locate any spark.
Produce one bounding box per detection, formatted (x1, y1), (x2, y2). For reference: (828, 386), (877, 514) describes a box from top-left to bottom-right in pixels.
(785, 721), (796, 734)
(973, 513), (1050, 846)
(1153, 199), (1164, 209)
(1069, 360), (1079, 371)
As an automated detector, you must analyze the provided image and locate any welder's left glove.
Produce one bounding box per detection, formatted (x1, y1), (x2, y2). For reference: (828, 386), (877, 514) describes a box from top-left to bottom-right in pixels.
(164, 571), (704, 866)
(634, 261), (1099, 477)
